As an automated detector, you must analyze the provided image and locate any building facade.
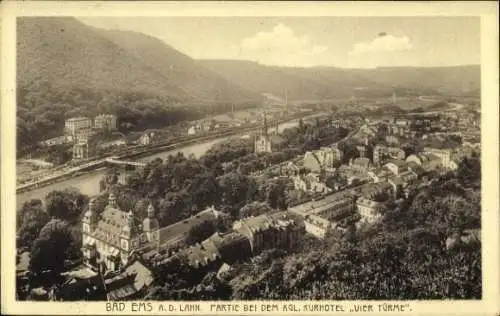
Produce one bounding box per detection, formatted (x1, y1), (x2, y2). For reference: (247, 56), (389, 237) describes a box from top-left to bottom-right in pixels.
(423, 147), (453, 169)
(373, 145), (406, 166)
(73, 140), (89, 160)
(356, 197), (385, 225)
(65, 117), (93, 136)
(232, 212), (305, 254)
(82, 194), (225, 272)
(292, 173), (331, 194)
(94, 114), (117, 130)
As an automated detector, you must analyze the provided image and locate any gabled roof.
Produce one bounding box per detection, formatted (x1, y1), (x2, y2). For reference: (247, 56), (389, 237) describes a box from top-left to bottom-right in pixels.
(156, 207), (220, 245)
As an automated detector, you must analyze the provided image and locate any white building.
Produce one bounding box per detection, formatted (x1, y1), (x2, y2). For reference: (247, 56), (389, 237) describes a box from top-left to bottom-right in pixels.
(356, 197), (385, 225)
(65, 117), (93, 136)
(94, 114), (117, 130)
(423, 147), (454, 169)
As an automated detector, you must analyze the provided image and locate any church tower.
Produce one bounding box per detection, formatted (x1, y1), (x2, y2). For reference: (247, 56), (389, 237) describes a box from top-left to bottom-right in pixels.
(255, 109), (272, 153)
(82, 199), (98, 234)
(143, 203), (160, 241)
(82, 199), (98, 266)
(120, 210), (137, 266)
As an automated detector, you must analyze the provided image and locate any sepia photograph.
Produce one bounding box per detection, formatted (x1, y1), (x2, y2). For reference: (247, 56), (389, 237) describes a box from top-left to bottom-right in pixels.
(1, 1), (499, 315)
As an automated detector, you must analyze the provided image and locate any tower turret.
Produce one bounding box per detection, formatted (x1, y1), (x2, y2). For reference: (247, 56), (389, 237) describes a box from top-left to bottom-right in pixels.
(108, 192), (117, 208)
(82, 199), (98, 234)
(82, 199), (98, 266)
(120, 209), (137, 266)
(143, 203), (160, 240)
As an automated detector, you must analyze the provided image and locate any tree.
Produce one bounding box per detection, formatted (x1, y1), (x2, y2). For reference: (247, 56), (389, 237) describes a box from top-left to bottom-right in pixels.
(457, 154), (481, 188)
(17, 200), (50, 250)
(45, 189), (88, 223)
(265, 179), (288, 210)
(29, 219), (77, 276)
(239, 201), (273, 219)
(185, 220), (217, 246)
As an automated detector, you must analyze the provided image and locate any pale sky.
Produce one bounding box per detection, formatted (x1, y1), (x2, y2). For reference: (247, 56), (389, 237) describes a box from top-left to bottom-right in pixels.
(79, 17), (480, 68)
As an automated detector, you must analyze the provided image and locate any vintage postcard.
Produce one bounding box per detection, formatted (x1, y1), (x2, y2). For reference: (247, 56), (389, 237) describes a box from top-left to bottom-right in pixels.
(1, 1), (499, 315)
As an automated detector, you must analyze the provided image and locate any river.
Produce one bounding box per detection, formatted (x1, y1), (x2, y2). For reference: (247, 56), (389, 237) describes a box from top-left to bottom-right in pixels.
(16, 120), (299, 208)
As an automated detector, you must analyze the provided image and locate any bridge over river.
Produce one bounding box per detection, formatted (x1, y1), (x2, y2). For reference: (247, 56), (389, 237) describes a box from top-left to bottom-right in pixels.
(16, 119), (302, 208)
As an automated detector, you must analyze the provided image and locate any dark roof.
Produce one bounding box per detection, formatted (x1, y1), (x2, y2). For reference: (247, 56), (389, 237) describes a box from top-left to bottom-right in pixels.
(156, 207), (220, 246)
(58, 268), (107, 301)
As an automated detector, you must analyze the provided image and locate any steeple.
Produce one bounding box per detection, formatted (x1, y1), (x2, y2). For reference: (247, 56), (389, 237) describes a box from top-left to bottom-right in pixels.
(263, 109), (268, 136)
(143, 203), (159, 235)
(83, 199), (98, 229)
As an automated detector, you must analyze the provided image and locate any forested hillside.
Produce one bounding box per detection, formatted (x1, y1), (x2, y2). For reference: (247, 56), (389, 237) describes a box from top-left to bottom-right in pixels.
(17, 17), (253, 101)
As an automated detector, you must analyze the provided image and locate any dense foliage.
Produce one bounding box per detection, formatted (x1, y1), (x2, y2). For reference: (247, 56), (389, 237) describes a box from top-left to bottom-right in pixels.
(17, 82), (257, 154)
(151, 154), (481, 300)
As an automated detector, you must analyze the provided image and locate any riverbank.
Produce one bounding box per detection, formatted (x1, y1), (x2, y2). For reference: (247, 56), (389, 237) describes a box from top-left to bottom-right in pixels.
(16, 112), (314, 195)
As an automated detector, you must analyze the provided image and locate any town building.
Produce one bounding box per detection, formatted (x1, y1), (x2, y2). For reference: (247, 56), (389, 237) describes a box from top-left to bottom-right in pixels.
(292, 172), (331, 194)
(232, 212), (305, 254)
(384, 135), (400, 146)
(187, 126), (197, 136)
(97, 132), (128, 150)
(405, 153), (442, 172)
(367, 167), (394, 183)
(75, 127), (97, 143)
(82, 194), (225, 273)
(138, 130), (161, 146)
(395, 118), (410, 127)
(387, 171), (418, 198)
(53, 267), (107, 301)
(360, 181), (394, 200)
(302, 146), (342, 172)
(279, 161), (301, 177)
(288, 191), (357, 221)
(98, 138), (127, 150)
(350, 157), (371, 173)
(301, 214), (332, 239)
(423, 147), (454, 169)
(254, 112), (285, 153)
(73, 139), (89, 160)
(176, 230), (253, 270)
(384, 160), (410, 176)
(356, 197), (386, 225)
(41, 135), (72, 147)
(94, 114), (117, 130)
(373, 145), (406, 166)
(104, 261), (154, 300)
(65, 117), (93, 136)
(356, 145), (367, 159)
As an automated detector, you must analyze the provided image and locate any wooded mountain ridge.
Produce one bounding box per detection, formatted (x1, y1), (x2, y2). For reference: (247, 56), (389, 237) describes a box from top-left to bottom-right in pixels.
(18, 17), (480, 104)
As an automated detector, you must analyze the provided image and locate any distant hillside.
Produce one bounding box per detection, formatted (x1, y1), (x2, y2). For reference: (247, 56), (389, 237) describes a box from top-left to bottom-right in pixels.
(350, 66), (480, 96)
(97, 29), (254, 102)
(17, 17), (255, 102)
(200, 60), (393, 100)
(200, 60), (479, 100)
(17, 17), (479, 104)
